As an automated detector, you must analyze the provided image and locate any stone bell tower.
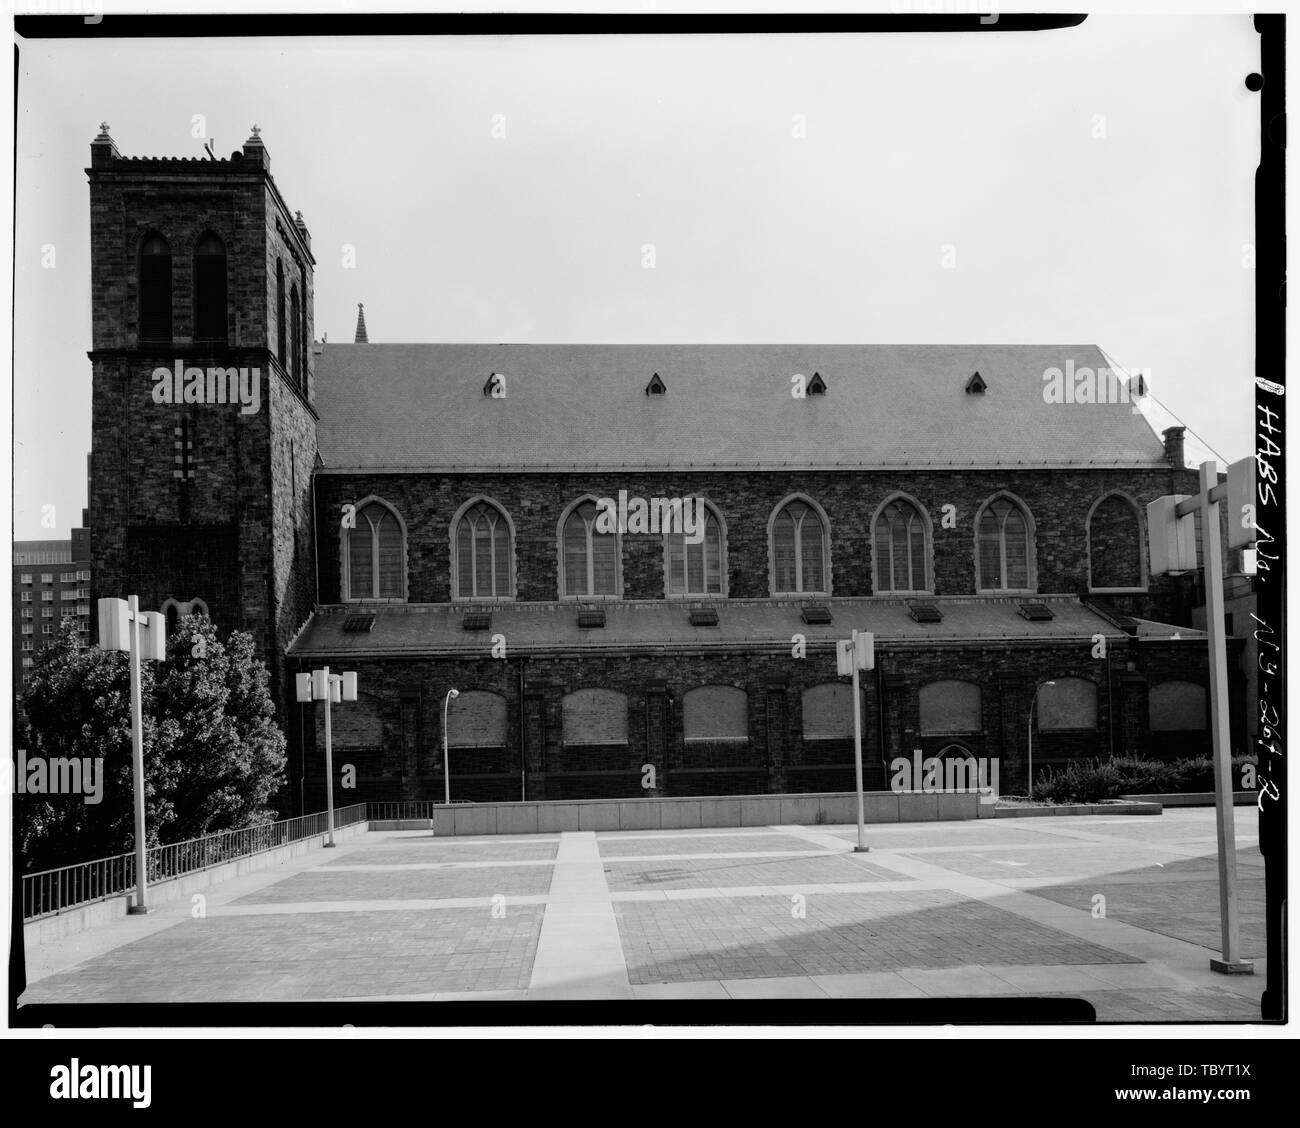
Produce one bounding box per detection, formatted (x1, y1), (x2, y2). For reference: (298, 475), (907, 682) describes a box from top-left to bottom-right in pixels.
(86, 123), (319, 727)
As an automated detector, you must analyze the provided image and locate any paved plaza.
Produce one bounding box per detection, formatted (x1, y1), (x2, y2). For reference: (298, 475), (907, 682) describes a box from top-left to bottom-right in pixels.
(20, 808), (1266, 1020)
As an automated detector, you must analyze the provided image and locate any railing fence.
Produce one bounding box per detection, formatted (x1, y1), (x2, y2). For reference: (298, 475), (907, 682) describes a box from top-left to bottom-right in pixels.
(22, 802), (368, 922)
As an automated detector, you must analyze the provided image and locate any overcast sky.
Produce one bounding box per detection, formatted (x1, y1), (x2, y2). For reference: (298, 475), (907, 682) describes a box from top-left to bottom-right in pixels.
(13, 15), (1259, 539)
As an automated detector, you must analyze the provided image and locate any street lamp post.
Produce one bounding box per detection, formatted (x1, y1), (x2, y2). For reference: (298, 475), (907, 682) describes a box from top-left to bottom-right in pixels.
(1026, 680), (1056, 798)
(443, 688), (459, 804)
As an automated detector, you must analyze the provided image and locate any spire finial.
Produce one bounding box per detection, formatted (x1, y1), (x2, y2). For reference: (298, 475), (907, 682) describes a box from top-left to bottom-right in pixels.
(354, 303), (369, 344)
(250, 123), (261, 137)
(98, 121), (110, 134)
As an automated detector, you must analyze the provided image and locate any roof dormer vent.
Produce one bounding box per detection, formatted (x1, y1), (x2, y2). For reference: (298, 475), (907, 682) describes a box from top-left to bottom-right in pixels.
(645, 373), (666, 396)
(965, 372), (987, 394)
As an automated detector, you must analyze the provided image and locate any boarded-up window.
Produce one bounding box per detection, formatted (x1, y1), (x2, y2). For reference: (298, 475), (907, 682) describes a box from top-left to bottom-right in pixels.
(919, 680), (982, 734)
(1089, 495), (1144, 589)
(562, 688), (629, 745)
(326, 693), (382, 748)
(447, 690), (508, 748)
(802, 682), (856, 739)
(1038, 677), (1098, 731)
(683, 686), (749, 741)
(1149, 681), (1208, 732)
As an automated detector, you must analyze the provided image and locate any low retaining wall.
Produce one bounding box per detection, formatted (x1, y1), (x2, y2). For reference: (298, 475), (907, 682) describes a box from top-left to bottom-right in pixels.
(23, 820), (368, 948)
(412, 790), (991, 837)
(1120, 791), (1257, 808)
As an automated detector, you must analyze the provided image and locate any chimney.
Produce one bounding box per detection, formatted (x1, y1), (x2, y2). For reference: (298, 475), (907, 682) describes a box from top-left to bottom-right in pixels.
(90, 122), (119, 169)
(241, 124), (269, 170)
(1162, 426), (1186, 469)
(354, 303), (369, 344)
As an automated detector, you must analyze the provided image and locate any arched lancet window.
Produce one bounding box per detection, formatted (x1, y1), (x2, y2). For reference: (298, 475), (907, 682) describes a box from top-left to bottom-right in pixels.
(139, 232), (172, 343)
(194, 231), (227, 342)
(454, 500), (513, 599)
(770, 497), (829, 595)
(665, 502), (725, 596)
(276, 260), (286, 366)
(289, 284), (303, 389)
(873, 496), (930, 593)
(160, 597), (209, 637)
(977, 495), (1034, 591)
(345, 501), (405, 600)
(1088, 494), (1145, 590)
(560, 499), (619, 598)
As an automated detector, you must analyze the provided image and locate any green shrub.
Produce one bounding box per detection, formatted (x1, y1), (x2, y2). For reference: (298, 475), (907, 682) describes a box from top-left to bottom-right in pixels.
(1034, 753), (1261, 803)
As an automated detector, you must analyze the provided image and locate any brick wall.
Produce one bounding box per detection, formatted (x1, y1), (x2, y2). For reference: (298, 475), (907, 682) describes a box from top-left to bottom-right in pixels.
(296, 635), (1239, 807)
(314, 466), (1203, 620)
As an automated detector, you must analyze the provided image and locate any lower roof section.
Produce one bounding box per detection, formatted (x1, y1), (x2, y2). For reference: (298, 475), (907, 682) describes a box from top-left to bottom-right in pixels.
(287, 594), (1141, 661)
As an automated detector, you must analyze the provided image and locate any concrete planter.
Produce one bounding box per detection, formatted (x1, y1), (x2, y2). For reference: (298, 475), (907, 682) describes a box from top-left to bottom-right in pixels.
(1119, 791), (1256, 808)
(994, 800), (1162, 818)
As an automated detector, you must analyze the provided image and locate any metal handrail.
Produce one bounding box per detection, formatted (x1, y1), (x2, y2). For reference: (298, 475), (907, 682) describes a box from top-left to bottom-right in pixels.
(22, 802), (368, 922)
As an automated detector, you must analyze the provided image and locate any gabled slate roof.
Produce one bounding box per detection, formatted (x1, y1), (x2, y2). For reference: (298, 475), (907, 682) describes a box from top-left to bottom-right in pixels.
(288, 595), (1128, 660)
(312, 343), (1167, 472)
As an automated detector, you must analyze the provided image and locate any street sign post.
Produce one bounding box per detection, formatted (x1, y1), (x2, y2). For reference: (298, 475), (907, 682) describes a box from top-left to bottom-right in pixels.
(1147, 459), (1255, 975)
(838, 629), (874, 853)
(97, 595), (167, 914)
(297, 667), (360, 847)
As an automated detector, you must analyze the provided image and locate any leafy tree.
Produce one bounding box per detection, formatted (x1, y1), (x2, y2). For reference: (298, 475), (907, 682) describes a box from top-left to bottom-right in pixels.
(17, 615), (286, 872)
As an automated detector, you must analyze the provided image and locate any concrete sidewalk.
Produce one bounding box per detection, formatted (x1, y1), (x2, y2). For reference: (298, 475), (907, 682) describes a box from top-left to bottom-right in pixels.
(19, 808), (1266, 1021)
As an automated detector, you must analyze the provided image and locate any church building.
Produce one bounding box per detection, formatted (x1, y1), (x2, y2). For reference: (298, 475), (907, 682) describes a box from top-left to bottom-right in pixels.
(85, 127), (1244, 815)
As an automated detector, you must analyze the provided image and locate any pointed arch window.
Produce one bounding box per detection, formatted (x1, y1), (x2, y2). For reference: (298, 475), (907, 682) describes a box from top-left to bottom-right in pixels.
(560, 499), (619, 598)
(873, 497), (930, 593)
(345, 501), (406, 600)
(194, 232), (228, 342)
(977, 496), (1034, 591)
(276, 260), (287, 366)
(139, 232), (172, 343)
(454, 500), (513, 599)
(289, 284), (303, 389)
(665, 503), (725, 596)
(771, 497), (829, 595)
